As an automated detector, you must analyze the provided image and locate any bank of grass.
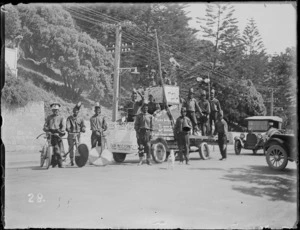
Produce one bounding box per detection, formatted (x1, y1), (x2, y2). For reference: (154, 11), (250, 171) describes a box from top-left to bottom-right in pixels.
(2, 67), (114, 120)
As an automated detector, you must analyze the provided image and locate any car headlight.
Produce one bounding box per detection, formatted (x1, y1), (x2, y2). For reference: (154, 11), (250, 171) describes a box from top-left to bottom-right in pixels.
(240, 133), (245, 139)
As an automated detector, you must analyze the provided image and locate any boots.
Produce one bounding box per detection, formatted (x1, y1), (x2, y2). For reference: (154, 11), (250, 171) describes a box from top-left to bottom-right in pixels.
(146, 158), (152, 165)
(138, 157), (144, 166)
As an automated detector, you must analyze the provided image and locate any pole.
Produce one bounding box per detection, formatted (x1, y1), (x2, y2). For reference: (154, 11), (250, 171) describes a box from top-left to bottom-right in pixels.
(270, 88), (274, 116)
(154, 29), (174, 128)
(112, 24), (122, 122)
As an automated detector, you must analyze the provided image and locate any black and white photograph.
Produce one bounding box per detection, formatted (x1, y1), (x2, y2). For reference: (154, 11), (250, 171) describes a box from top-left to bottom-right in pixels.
(1, 2), (298, 229)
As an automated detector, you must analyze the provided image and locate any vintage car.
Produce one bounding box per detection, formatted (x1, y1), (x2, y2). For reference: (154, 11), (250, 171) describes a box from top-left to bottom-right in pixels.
(234, 116), (283, 155)
(264, 133), (297, 170)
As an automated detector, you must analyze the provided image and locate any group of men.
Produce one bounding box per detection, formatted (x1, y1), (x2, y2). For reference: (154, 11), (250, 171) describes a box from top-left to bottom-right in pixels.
(125, 87), (228, 165)
(43, 102), (107, 168)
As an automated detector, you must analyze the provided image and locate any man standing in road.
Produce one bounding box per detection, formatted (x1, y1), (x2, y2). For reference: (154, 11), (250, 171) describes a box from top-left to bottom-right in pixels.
(183, 88), (203, 135)
(212, 111), (228, 161)
(90, 103), (108, 149)
(134, 103), (154, 166)
(66, 102), (86, 166)
(174, 107), (192, 165)
(43, 102), (66, 168)
(198, 90), (211, 136)
(209, 89), (222, 135)
(124, 89), (144, 122)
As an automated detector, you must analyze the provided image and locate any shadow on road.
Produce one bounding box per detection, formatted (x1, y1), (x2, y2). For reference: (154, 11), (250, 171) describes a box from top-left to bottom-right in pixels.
(189, 167), (225, 171)
(222, 165), (297, 203)
(31, 166), (50, 170)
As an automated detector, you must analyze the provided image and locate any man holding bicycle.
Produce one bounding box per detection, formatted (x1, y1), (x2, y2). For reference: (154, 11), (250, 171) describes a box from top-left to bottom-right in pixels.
(43, 103), (66, 168)
(66, 102), (86, 166)
(90, 103), (108, 149)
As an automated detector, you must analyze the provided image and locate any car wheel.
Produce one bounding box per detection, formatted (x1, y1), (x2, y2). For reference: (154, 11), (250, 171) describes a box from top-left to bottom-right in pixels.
(113, 153), (126, 163)
(199, 142), (210, 160)
(152, 142), (167, 163)
(234, 140), (241, 155)
(266, 144), (288, 170)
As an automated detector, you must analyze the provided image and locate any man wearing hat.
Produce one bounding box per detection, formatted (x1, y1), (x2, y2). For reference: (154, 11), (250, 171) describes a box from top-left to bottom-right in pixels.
(147, 94), (160, 115)
(66, 102), (86, 166)
(134, 103), (154, 166)
(183, 88), (203, 135)
(174, 107), (192, 164)
(198, 90), (211, 136)
(124, 89), (144, 122)
(43, 102), (66, 168)
(212, 110), (228, 160)
(90, 103), (108, 149)
(209, 89), (222, 135)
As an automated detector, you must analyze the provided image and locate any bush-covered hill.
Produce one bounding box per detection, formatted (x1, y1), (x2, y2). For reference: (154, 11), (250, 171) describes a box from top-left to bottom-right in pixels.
(2, 66), (115, 120)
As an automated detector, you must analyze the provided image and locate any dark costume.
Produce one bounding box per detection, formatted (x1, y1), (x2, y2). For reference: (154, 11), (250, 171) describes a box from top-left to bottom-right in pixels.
(213, 118), (228, 159)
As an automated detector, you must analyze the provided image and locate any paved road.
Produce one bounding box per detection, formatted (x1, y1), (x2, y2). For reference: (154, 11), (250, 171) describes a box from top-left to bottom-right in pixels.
(5, 147), (298, 229)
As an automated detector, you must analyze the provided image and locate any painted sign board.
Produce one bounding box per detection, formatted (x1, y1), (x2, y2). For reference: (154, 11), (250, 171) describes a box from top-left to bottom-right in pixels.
(144, 86), (179, 105)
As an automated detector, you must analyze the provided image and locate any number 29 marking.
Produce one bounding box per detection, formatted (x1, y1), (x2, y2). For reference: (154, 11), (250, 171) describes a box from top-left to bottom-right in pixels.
(28, 193), (45, 203)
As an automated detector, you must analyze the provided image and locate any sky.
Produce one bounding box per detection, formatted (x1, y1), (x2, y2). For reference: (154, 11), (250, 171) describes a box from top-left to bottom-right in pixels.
(185, 2), (297, 55)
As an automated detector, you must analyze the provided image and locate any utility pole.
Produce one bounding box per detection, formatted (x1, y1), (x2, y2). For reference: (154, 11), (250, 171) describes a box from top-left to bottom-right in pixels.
(270, 88), (274, 116)
(112, 24), (122, 122)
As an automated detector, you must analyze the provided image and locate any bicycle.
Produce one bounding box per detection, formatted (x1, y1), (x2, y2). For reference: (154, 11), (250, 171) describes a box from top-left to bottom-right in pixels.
(37, 131), (89, 168)
(61, 132), (89, 167)
(36, 132), (62, 169)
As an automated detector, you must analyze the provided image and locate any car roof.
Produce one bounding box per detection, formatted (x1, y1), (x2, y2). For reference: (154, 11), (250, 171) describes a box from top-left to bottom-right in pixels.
(245, 116), (283, 123)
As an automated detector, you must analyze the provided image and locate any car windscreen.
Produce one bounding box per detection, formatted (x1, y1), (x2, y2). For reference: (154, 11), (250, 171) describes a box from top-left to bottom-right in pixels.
(248, 120), (269, 132)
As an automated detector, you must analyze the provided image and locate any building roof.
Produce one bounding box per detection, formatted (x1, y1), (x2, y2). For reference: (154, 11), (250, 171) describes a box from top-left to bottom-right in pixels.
(245, 116), (283, 123)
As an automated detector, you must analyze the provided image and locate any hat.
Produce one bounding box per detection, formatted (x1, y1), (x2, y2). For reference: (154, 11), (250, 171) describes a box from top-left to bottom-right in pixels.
(94, 102), (101, 108)
(188, 88), (194, 94)
(201, 90), (207, 96)
(50, 103), (61, 110)
(73, 102), (82, 111)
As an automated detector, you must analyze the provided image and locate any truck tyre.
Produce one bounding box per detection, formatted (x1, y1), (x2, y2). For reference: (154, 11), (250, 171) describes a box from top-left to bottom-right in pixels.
(152, 141), (167, 163)
(199, 142), (210, 160)
(234, 140), (242, 155)
(266, 144), (288, 170)
(113, 153), (126, 163)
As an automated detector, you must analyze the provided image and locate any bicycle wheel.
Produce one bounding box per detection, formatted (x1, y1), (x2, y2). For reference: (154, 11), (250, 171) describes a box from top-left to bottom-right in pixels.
(45, 146), (53, 169)
(40, 143), (47, 167)
(75, 144), (89, 167)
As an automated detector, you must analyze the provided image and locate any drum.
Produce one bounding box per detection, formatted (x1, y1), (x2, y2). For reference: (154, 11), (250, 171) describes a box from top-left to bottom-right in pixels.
(75, 143), (89, 167)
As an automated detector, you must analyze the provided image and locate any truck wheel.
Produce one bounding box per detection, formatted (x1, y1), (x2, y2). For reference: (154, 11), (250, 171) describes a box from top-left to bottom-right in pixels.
(199, 142), (210, 160)
(152, 142), (167, 163)
(113, 153), (126, 163)
(266, 144), (288, 170)
(234, 140), (242, 155)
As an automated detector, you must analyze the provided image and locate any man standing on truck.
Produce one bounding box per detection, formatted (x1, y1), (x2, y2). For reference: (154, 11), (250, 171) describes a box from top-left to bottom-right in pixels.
(66, 102), (86, 166)
(183, 88), (202, 135)
(147, 94), (160, 115)
(209, 89), (222, 135)
(174, 107), (192, 165)
(212, 110), (228, 161)
(90, 103), (108, 149)
(134, 103), (154, 166)
(124, 89), (144, 122)
(43, 102), (66, 168)
(198, 90), (211, 136)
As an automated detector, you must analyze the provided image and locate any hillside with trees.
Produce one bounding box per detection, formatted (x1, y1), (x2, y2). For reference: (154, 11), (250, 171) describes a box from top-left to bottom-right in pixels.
(2, 3), (296, 129)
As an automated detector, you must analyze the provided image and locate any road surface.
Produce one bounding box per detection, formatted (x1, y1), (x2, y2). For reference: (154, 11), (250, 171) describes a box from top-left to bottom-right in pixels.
(4, 147), (298, 229)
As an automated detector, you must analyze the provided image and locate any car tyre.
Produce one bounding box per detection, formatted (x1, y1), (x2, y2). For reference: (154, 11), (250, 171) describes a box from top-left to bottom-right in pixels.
(152, 142), (167, 163)
(266, 144), (288, 170)
(113, 153), (126, 163)
(234, 140), (242, 155)
(199, 142), (210, 160)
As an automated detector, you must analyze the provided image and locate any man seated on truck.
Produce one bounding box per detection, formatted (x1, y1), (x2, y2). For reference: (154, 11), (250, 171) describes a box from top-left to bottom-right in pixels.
(183, 88), (203, 135)
(147, 94), (160, 115)
(198, 90), (211, 136)
(134, 103), (154, 166)
(124, 89), (144, 122)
